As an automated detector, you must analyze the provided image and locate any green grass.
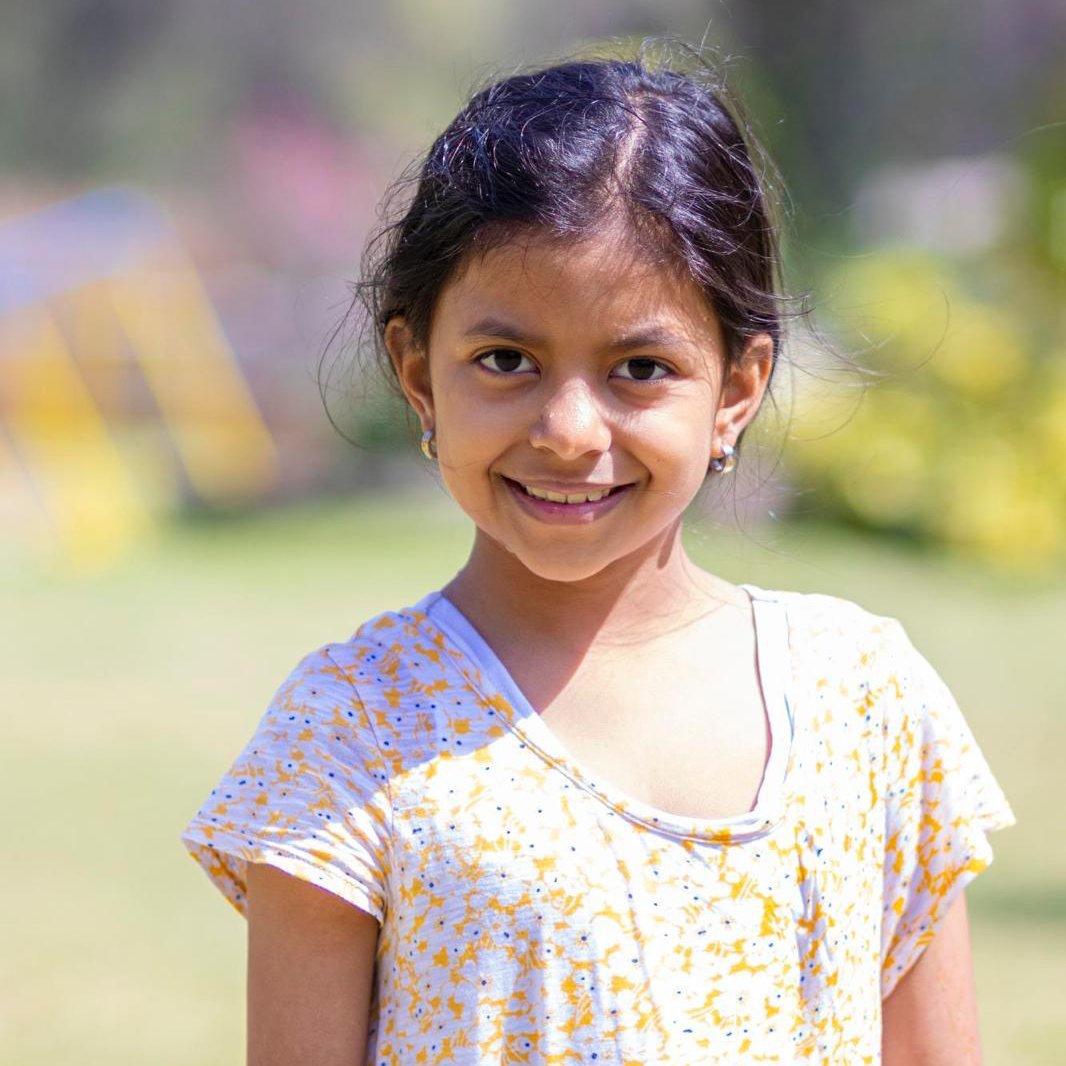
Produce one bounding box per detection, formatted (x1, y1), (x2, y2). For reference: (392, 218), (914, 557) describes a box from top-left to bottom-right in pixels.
(2, 491), (1061, 1064)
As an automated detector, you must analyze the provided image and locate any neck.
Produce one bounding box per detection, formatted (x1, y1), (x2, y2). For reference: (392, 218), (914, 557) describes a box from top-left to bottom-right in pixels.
(441, 520), (742, 655)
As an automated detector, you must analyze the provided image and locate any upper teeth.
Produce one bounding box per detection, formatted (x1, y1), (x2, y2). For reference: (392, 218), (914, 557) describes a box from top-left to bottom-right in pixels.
(523, 484), (613, 503)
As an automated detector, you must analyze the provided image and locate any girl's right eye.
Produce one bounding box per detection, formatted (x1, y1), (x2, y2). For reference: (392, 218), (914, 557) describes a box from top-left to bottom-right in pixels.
(475, 348), (536, 375)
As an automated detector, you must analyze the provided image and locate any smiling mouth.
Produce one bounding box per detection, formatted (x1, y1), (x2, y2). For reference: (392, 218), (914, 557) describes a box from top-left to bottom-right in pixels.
(501, 476), (632, 505)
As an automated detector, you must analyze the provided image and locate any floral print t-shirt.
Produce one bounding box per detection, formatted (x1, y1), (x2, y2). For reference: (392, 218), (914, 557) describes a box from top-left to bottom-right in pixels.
(181, 583), (1015, 1064)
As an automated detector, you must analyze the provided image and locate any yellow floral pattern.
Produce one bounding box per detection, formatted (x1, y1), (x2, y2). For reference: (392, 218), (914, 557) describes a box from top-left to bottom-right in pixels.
(182, 584), (1014, 1064)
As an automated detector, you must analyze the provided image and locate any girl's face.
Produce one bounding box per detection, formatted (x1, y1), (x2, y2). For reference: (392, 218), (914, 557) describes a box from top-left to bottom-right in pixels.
(388, 226), (772, 584)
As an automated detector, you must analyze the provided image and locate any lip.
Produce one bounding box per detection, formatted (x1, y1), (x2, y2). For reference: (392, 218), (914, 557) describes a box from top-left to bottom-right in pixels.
(509, 479), (624, 495)
(499, 475), (634, 523)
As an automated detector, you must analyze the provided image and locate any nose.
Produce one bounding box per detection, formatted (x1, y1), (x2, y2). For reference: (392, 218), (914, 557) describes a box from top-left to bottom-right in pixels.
(528, 377), (612, 460)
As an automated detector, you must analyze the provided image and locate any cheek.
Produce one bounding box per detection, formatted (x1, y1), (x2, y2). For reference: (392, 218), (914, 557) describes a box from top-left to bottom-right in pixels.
(437, 407), (513, 468)
(433, 379), (492, 448)
(433, 390), (517, 498)
(633, 409), (713, 473)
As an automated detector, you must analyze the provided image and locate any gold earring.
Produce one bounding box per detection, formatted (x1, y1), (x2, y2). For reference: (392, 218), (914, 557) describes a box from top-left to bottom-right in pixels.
(420, 428), (438, 461)
(710, 442), (736, 474)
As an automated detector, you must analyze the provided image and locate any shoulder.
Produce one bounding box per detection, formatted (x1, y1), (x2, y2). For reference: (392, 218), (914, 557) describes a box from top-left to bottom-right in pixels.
(316, 601), (453, 694)
(747, 584), (927, 724)
(273, 602), (464, 757)
(752, 584), (904, 652)
(229, 605), (439, 788)
(249, 603), (440, 741)
(283, 601), (440, 687)
(760, 586), (976, 735)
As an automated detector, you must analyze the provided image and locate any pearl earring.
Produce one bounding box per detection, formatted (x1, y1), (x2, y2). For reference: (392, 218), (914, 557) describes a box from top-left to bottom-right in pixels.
(710, 442), (736, 474)
(420, 428), (438, 461)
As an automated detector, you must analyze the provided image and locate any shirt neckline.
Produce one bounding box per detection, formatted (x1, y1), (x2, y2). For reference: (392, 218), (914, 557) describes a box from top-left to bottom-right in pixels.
(410, 582), (794, 844)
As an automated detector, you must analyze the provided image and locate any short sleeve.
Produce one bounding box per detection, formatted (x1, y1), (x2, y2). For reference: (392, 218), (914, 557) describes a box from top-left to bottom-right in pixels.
(181, 645), (392, 924)
(878, 619), (1015, 998)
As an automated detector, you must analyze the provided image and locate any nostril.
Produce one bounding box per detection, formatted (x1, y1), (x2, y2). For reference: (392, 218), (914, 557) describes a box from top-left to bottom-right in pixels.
(530, 398), (612, 458)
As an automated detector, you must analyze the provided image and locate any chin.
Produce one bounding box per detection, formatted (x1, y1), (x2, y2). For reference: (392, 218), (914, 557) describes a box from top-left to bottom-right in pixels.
(504, 543), (631, 585)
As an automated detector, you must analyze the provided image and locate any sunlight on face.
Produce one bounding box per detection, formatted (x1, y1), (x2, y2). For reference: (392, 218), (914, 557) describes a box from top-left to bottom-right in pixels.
(423, 226), (735, 583)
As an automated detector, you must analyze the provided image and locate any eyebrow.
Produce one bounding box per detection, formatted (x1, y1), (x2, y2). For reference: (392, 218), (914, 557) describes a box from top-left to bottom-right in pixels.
(461, 316), (687, 352)
(462, 316), (541, 346)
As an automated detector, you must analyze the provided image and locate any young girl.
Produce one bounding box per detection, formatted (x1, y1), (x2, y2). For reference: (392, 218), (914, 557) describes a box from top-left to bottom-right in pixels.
(182, 46), (1015, 1065)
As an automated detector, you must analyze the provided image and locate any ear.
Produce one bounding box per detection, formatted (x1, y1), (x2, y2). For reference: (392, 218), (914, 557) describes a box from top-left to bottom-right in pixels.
(383, 316), (435, 428)
(714, 332), (774, 446)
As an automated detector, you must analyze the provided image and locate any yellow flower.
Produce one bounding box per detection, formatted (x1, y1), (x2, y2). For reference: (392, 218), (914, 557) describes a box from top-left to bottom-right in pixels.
(933, 437), (1063, 569)
(834, 389), (938, 526)
(825, 250), (956, 370)
(928, 303), (1026, 399)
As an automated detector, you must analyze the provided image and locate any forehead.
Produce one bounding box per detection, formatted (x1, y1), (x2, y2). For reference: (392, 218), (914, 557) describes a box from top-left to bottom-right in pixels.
(432, 225), (724, 348)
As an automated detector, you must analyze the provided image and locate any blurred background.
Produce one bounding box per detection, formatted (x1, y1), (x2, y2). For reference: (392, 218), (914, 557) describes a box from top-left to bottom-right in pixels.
(2, 2), (1063, 1062)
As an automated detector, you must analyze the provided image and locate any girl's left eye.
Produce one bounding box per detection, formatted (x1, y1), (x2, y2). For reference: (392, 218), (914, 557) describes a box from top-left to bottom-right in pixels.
(612, 357), (671, 382)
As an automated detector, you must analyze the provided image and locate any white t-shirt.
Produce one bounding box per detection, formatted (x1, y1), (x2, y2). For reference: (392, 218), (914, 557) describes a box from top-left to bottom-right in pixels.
(182, 583), (1015, 1064)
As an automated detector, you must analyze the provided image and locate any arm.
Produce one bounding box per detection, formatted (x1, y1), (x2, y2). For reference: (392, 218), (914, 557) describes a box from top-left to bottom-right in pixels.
(881, 890), (983, 1065)
(246, 862), (380, 1066)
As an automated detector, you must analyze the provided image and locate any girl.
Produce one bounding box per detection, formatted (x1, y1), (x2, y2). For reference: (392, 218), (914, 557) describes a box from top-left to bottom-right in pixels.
(182, 45), (1015, 1065)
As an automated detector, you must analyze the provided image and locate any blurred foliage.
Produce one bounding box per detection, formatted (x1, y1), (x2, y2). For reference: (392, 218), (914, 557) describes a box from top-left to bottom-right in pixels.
(788, 232), (1065, 572)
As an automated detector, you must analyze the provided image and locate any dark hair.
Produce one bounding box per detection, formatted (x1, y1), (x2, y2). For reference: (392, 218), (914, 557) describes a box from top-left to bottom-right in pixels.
(338, 40), (803, 466)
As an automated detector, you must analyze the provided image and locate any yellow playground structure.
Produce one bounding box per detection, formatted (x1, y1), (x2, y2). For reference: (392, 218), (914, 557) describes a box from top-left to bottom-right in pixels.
(0, 188), (278, 573)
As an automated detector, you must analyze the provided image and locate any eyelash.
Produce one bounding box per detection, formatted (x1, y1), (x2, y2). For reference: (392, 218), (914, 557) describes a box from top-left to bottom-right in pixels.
(474, 348), (673, 382)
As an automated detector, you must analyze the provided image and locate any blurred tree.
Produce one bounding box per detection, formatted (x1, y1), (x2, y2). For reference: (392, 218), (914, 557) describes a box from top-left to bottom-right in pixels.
(731, 0), (1066, 251)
